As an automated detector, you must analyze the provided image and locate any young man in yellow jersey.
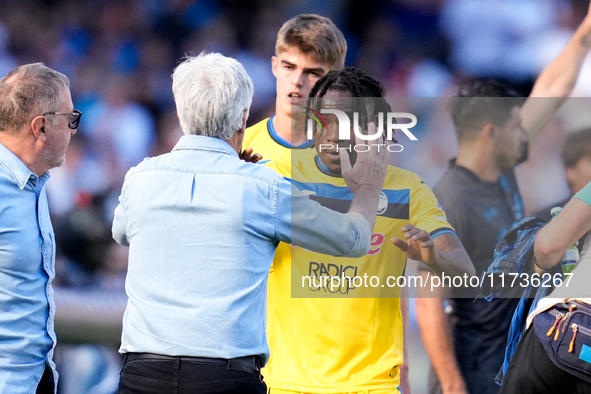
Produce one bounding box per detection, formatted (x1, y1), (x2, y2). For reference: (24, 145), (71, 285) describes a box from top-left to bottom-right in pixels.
(264, 67), (474, 394)
(243, 14), (346, 162)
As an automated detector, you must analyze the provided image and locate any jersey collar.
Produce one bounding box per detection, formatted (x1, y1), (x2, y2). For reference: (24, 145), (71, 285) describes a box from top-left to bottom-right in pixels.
(268, 116), (314, 150)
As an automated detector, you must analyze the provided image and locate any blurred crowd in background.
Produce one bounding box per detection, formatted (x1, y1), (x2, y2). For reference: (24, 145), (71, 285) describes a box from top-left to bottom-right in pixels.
(3, 0), (591, 392)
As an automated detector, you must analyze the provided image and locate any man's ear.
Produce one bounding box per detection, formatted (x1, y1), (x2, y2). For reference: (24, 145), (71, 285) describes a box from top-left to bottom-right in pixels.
(482, 123), (496, 141)
(30, 116), (47, 142)
(271, 56), (278, 78)
(565, 165), (577, 189)
(237, 108), (248, 135)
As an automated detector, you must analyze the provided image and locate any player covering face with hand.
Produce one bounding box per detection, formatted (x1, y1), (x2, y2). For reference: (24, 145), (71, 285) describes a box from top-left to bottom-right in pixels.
(263, 67), (474, 394)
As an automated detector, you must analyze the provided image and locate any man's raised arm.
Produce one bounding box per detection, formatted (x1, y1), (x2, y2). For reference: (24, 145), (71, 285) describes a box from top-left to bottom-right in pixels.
(522, 2), (591, 146)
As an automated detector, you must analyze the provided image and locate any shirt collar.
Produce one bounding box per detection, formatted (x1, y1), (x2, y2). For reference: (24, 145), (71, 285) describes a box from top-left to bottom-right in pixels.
(449, 158), (511, 187)
(0, 141), (49, 190)
(267, 116), (315, 150)
(172, 135), (239, 158)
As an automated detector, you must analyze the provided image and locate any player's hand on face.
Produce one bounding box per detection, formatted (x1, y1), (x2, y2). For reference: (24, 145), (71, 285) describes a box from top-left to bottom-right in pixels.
(239, 148), (263, 163)
(391, 224), (437, 266)
(340, 122), (389, 194)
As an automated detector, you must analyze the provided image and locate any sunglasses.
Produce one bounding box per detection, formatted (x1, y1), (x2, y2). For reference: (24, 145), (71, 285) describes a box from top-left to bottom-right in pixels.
(42, 109), (82, 130)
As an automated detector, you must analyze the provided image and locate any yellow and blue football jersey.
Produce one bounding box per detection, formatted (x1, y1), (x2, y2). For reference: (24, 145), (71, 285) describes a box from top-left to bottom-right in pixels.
(263, 155), (454, 393)
(244, 117), (315, 163)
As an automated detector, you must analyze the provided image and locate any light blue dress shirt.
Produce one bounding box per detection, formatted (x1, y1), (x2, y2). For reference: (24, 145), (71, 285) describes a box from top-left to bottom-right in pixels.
(112, 135), (371, 364)
(0, 142), (57, 393)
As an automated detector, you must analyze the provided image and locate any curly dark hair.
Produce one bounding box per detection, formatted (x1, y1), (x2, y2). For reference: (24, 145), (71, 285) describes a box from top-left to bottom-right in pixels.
(306, 67), (392, 140)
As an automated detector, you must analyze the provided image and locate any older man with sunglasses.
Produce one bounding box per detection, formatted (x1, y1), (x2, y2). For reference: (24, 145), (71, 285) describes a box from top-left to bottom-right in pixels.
(0, 63), (80, 394)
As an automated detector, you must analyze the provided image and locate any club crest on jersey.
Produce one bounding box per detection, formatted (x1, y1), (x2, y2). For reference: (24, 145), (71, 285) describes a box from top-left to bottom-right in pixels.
(377, 191), (388, 215)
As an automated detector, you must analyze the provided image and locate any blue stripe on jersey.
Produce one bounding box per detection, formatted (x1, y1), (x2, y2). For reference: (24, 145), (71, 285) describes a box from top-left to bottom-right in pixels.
(288, 178), (410, 205)
(430, 228), (457, 239)
(267, 116), (315, 149)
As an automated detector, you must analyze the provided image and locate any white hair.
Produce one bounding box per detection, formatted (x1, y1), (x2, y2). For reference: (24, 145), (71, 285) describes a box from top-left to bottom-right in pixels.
(171, 52), (254, 140)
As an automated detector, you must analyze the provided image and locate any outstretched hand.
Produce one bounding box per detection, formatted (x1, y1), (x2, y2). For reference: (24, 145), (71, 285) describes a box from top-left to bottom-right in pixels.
(340, 122), (389, 194)
(391, 224), (438, 266)
(239, 148), (263, 163)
